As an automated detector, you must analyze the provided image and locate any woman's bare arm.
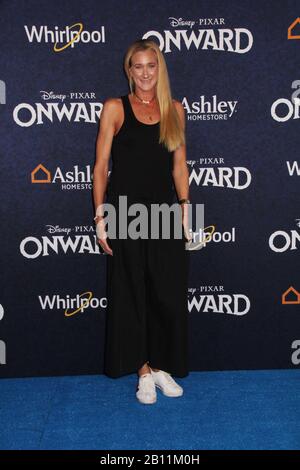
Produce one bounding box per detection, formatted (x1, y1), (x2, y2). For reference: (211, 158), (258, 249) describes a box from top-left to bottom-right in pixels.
(172, 101), (192, 241)
(93, 98), (118, 213)
(172, 100), (189, 201)
(93, 98), (119, 254)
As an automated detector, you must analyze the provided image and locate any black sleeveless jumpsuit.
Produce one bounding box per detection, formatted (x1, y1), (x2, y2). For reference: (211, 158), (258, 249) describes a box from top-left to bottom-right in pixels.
(103, 94), (189, 378)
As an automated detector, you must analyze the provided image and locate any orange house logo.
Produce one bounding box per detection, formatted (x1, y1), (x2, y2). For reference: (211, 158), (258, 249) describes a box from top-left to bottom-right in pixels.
(31, 164), (51, 183)
(288, 18), (300, 39)
(282, 286), (300, 304)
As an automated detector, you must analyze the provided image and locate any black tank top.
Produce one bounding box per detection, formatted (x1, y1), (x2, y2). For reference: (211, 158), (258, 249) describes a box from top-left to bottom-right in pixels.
(106, 94), (175, 205)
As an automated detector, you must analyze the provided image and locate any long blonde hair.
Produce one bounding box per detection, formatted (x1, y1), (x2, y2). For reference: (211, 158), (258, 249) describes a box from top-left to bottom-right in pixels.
(123, 39), (185, 152)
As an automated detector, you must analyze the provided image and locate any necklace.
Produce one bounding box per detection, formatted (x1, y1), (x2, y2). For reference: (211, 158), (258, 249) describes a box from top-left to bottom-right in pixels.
(133, 92), (156, 104)
(133, 92), (157, 121)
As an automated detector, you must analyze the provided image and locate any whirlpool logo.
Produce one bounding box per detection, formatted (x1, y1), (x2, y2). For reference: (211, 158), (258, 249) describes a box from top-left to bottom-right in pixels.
(24, 23), (106, 51)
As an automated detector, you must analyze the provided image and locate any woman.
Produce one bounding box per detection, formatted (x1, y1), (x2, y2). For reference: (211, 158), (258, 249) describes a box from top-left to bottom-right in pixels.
(93, 39), (191, 404)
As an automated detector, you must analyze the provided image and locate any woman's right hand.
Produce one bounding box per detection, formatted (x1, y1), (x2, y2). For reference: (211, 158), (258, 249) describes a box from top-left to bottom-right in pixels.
(96, 219), (113, 256)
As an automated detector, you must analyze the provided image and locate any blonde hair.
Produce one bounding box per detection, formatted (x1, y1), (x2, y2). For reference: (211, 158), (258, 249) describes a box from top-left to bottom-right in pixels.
(123, 39), (185, 152)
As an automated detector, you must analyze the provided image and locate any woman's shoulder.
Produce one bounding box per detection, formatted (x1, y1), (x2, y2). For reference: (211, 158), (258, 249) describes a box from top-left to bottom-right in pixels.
(172, 98), (184, 114)
(100, 97), (124, 130)
(103, 96), (123, 108)
(172, 98), (183, 108)
(172, 98), (185, 119)
(101, 97), (124, 119)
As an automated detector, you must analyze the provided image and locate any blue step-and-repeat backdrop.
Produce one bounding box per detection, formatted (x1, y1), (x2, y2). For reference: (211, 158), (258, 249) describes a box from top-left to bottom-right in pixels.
(1, 0), (300, 378)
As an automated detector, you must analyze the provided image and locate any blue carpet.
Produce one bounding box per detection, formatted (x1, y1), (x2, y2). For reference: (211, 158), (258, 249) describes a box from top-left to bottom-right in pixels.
(0, 370), (299, 450)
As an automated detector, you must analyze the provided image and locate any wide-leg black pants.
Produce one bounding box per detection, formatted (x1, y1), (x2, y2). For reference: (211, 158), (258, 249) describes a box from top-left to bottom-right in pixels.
(103, 199), (190, 378)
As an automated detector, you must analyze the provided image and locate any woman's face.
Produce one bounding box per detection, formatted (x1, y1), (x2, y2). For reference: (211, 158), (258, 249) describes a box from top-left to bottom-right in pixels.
(129, 49), (158, 93)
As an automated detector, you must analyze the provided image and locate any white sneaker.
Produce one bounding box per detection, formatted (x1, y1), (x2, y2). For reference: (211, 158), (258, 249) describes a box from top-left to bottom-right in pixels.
(150, 369), (183, 397)
(136, 373), (157, 404)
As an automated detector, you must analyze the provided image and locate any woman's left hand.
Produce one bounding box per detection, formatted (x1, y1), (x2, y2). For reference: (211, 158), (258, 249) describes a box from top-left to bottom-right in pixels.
(181, 203), (192, 242)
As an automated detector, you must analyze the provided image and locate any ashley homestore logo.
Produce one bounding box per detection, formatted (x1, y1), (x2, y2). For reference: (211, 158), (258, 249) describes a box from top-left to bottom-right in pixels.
(31, 164), (93, 190)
